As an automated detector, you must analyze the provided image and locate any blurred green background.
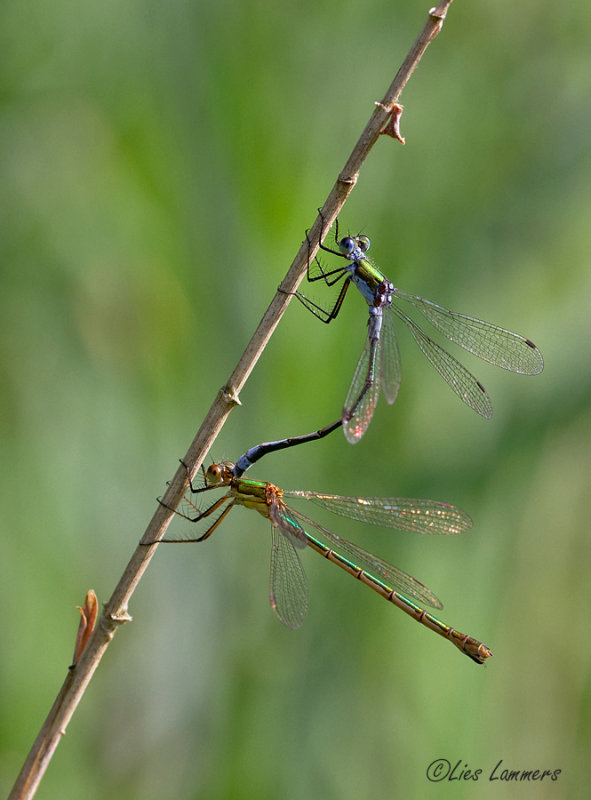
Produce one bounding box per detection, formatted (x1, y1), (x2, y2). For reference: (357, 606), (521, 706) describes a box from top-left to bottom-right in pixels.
(1, 0), (589, 797)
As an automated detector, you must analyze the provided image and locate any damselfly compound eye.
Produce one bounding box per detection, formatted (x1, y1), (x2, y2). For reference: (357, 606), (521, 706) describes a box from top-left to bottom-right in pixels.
(339, 237), (356, 256)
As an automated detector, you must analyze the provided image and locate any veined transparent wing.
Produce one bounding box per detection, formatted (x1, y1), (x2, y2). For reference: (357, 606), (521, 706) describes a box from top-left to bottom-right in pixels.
(380, 308), (401, 405)
(343, 329), (381, 443)
(390, 303), (493, 418)
(285, 491), (472, 535)
(285, 505), (443, 609)
(394, 290), (543, 374)
(268, 523), (309, 629)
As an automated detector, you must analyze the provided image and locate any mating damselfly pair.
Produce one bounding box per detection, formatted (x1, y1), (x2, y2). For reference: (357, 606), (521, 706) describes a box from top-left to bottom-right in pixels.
(155, 220), (543, 665)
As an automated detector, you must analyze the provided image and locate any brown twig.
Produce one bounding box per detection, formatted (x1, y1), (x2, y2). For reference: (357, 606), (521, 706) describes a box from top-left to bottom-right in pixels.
(8, 3), (454, 797)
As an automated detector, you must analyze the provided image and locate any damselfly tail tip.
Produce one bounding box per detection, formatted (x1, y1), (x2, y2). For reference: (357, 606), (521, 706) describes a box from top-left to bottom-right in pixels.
(469, 643), (493, 665)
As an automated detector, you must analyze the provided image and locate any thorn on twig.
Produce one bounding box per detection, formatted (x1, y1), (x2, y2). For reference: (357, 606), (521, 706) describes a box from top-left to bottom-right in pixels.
(376, 102), (405, 144)
(429, 5), (448, 22)
(220, 385), (241, 407)
(428, 4), (448, 35)
(70, 590), (98, 669)
(109, 610), (133, 624)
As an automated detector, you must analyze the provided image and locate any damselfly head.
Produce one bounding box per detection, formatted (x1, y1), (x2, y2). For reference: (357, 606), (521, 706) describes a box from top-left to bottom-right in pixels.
(205, 461), (235, 486)
(338, 235), (370, 261)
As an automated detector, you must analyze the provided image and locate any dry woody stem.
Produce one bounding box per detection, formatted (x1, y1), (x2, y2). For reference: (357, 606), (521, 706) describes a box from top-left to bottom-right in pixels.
(9, 3), (454, 798)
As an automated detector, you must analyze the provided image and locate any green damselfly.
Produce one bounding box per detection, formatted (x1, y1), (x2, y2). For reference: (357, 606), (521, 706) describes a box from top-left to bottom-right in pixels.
(156, 449), (492, 664)
(295, 221), (544, 442)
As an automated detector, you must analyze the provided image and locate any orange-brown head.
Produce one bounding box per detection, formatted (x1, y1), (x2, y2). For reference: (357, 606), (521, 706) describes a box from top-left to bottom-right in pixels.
(204, 461), (235, 487)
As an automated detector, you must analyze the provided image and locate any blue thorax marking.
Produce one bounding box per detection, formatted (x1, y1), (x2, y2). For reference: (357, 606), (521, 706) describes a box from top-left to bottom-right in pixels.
(234, 452), (255, 476)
